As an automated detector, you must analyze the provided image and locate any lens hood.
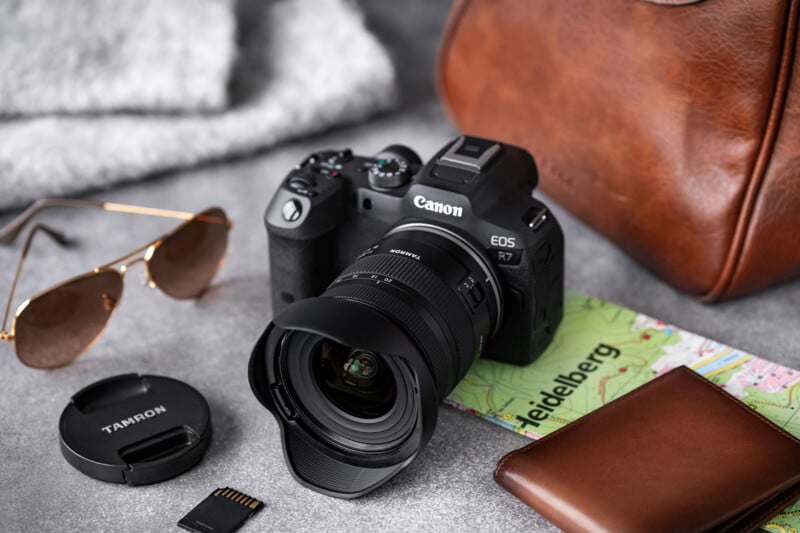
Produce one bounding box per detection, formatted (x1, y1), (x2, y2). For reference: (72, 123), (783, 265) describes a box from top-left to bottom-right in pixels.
(249, 297), (438, 499)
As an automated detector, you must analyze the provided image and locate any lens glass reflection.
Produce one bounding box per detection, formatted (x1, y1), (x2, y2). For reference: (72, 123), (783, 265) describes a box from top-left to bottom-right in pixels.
(311, 339), (396, 419)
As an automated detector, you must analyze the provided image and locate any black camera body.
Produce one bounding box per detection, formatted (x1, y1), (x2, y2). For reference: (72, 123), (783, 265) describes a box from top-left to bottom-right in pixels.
(265, 136), (564, 365)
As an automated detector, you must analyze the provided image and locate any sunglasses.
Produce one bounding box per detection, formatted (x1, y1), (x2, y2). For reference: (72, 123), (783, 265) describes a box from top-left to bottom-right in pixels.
(0, 198), (231, 369)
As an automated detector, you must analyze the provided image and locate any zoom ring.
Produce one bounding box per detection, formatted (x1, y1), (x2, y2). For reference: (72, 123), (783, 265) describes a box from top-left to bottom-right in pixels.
(333, 253), (476, 397)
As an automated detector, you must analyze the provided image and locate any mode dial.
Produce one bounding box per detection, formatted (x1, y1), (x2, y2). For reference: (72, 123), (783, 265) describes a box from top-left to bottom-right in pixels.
(368, 158), (411, 189)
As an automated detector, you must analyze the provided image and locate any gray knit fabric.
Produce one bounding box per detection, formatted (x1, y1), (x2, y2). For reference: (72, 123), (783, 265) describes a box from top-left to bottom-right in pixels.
(0, 0), (235, 114)
(0, 0), (397, 209)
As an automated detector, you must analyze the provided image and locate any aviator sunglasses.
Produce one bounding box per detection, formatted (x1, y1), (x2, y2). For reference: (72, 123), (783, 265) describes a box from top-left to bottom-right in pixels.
(0, 198), (231, 369)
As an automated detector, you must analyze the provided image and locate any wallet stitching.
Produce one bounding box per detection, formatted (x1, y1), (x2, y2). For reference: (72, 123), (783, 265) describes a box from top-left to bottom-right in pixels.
(494, 443), (527, 480)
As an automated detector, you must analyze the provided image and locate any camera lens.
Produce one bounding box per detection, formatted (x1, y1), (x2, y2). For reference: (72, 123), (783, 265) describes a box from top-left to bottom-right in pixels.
(326, 222), (503, 398)
(312, 340), (396, 419)
(250, 221), (503, 497)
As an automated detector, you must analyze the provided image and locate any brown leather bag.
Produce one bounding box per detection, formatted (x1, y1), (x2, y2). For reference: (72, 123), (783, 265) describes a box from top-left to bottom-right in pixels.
(438, 0), (800, 301)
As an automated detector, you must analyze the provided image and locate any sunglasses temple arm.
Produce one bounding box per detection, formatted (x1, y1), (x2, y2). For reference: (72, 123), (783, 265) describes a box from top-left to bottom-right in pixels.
(0, 198), (103, 245)
(101, 203), (195, 221)
(0, 199), (196, 245)
(1, 224), (70, 336)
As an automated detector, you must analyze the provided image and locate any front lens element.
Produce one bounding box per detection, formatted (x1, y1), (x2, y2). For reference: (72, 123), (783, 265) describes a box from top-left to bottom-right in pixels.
(312, 340), (396, 419)
(14, 270), (123, 368)
(147, 207), (228, 299)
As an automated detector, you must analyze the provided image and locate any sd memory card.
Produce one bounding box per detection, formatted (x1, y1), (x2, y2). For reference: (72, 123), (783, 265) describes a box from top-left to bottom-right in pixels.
(178, 487), (263, 533)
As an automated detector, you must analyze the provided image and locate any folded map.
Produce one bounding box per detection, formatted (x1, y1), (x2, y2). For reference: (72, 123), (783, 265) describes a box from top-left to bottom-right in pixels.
(445, 290), (800, 532)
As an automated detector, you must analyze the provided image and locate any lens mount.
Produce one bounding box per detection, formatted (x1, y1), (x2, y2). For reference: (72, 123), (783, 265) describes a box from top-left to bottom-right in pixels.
(384, 222), (504, 336)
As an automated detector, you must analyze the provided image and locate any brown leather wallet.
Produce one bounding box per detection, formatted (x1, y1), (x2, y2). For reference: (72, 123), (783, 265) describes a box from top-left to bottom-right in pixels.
(494, 366), (800, 532)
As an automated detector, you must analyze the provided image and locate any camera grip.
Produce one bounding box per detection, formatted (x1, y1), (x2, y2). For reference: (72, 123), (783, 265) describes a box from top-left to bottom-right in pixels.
(268, 231), (338, 315)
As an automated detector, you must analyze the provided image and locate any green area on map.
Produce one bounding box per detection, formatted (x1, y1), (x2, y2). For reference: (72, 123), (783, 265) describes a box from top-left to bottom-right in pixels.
(445, 290), (800, 531)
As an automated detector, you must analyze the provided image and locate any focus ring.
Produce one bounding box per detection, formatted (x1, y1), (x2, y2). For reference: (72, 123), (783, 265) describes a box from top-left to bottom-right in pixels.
(334, 253), (475, 393)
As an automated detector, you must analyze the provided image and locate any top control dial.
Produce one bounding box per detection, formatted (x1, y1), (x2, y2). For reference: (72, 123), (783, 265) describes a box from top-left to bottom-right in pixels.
(368, 158), (411, 189)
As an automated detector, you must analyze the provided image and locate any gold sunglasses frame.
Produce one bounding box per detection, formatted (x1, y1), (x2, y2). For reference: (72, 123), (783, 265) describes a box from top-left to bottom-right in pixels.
(0, 198), (232, 366)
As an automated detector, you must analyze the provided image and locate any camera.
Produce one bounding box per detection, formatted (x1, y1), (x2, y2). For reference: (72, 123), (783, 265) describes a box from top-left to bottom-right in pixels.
(249, 136), (564, 498)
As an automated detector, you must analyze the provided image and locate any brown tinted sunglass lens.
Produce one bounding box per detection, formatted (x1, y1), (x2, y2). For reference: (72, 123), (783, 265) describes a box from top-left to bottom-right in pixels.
(147, 207), (229, 299)
(14, 270), (123, 369)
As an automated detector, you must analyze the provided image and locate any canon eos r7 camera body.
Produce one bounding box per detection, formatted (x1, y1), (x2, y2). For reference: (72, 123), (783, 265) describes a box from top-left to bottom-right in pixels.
(250, 136), (563, 498)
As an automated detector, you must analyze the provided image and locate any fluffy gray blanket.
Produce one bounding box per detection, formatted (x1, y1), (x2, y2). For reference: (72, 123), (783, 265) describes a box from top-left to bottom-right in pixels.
(0, 0), (396, 208)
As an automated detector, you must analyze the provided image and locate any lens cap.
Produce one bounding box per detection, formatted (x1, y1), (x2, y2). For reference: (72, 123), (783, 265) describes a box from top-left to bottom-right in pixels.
(59, 374), (212, 486)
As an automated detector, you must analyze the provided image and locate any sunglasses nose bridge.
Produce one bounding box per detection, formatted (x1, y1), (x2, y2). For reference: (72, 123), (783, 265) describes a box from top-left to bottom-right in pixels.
(120, 256), (145, 271)
(119, 255), (156, 287)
